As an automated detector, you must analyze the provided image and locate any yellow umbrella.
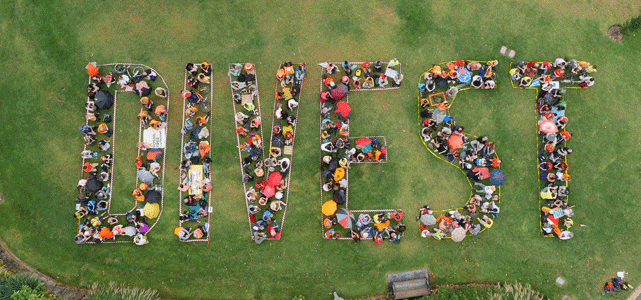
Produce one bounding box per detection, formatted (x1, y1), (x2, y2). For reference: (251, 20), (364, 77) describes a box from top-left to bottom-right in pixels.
(322, 200), (337, 216)
(144, 203), (160, 219)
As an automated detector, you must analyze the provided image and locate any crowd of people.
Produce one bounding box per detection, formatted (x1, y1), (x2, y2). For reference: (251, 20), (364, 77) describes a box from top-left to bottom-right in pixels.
(174, 63), (213, 241)
(511, 58), (596, 239)
(416, 60), (503, 242)
(319, 60), (405, 244)
(230, 62), (306, 244)
(75, 63), (169, 245)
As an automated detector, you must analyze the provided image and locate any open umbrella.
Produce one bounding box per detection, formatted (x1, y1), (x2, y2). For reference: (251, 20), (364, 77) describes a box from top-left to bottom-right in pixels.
(457, 68), (471, 83)
(271, 134), (286, 148)
(135, 81), (151, 97)
(334, 101), (351, 121)
(95, 90), (114, 110)
(262, 185), (276, 198)
(355, 138), (372, 146)
(330, 88), (345, 100)
(137, 169), (155, 185)
(333, 189), (346, 205)
(335, 208), (356, 229)
(451, 227), (466, 242)
(145, 190), (161, 204)
(448, 134), (464, 149)
(431, 108), (447, 123)
(539, 120), (558, 134)
(337, 83), (349, 95)
(489, 169), (506, 186)
(322, 200), (337, 216)
(86, 177), (103, 194)
(143, 203), (160, 219)
(267, 172), (282, 187)
(420, 214), (436, 226)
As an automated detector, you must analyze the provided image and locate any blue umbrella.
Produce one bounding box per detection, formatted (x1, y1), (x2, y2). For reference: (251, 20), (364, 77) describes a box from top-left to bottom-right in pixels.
(457, 68), (471, 83)
(489, 169), (506, 186)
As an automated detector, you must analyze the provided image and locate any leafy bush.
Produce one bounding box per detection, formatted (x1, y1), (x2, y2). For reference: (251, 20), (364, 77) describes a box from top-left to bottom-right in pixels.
(10, 283), (57, 300)
(87, 282), (159, 300)
(486, 282), (546, 300)
(420, 286), (498, 300)
(621, 12), (641, 35)
(0, 273), (41, 300)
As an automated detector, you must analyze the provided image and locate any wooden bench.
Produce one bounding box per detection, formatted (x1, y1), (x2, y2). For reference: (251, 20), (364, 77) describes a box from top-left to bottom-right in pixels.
(387, 269), (430, 299)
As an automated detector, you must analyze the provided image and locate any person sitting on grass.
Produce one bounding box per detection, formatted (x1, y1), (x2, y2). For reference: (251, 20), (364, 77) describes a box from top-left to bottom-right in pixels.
(200, 178), (213, 193)
(477, 215), (493, 228)
(376, 74), (389, 88)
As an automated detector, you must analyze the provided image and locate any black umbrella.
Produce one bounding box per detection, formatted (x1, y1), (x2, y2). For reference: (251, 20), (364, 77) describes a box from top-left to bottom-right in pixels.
(135, 81), (151, 97)
(328, 160), (338, 172)
(271, 134), (286, 148)
(333, 189), (346, 205)
(95, 90), (114, 110)
(86, 177), (103, 194)
(145, 190), (161, 204)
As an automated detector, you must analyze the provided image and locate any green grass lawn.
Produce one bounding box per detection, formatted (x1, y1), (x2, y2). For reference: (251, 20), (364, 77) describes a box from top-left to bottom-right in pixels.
(1, 0), (641, 299)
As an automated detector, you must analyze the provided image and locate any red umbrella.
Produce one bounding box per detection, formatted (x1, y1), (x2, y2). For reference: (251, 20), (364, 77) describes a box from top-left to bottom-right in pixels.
(267, 172), (282, 187)
(336, 208), (355, 229)
(448, 134), (464, 149)
(539, 120), (558, 134)
(381, 146), (387, 155)
(355, 138), (372, 146)
(330, 88), (345, 100)
(262, 185), (276, 198)
(334, 101), (351, 117)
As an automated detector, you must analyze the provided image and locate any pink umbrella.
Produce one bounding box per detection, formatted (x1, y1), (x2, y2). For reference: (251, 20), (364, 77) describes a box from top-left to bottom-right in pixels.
(539, 120), (558, 134)
(262, 185), (276, 198)
(267, 172), (282, 187)
(355, 138), (372, 146)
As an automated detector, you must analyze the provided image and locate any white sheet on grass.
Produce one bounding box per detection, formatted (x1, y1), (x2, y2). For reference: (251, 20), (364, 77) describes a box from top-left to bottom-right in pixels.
(143, 126), (166, 148)
(189, 165), (204, 198)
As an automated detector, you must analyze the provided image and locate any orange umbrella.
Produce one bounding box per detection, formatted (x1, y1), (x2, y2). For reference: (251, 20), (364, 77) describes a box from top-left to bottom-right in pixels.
(322, 200), (338, 216)
(448, 134), (464, 149)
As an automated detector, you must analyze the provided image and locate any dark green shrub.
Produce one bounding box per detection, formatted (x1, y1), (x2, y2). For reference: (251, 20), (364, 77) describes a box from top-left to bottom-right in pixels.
(0, 274), (41, 300)
(621, 12), (641, 35)
(10, 283), (57, 300)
